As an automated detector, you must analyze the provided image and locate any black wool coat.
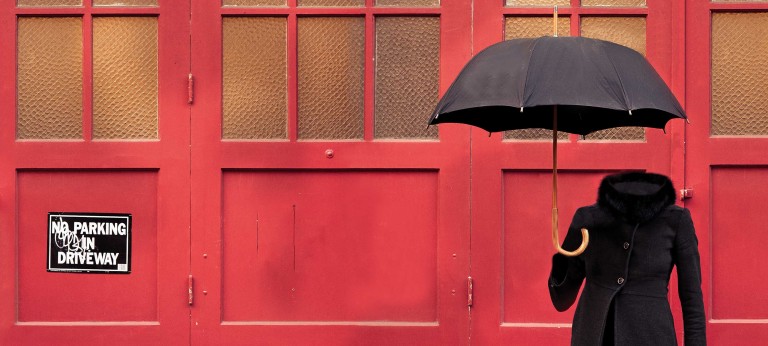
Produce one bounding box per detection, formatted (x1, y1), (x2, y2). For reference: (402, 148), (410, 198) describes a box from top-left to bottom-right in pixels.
(549, 172), (706, 346)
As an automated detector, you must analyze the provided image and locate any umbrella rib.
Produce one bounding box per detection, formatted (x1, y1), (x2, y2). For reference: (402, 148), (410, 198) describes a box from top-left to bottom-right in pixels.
(604, 45), (633, 113)
(520, 38), (543, 110)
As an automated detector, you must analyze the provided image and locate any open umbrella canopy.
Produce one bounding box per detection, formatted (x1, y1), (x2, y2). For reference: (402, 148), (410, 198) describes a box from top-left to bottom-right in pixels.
(428, 36), (688, 257)
(429, 36), (687, 135)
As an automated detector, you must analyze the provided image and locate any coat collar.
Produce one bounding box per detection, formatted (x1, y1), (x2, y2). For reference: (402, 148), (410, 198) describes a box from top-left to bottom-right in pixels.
(597, 172), (676, 224)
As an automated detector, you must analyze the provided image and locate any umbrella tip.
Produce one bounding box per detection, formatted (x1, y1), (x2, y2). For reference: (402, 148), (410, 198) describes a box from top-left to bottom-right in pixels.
(629, 109), (633, 116)
(520, 107), (524, 113)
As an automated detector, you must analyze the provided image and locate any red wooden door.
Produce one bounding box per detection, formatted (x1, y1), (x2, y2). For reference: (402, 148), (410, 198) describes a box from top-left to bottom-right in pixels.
(0, 1), (191, 345)
(469, 1), (686, 344)
(687, 1), (768, 344)
(189, 1), (472, 344)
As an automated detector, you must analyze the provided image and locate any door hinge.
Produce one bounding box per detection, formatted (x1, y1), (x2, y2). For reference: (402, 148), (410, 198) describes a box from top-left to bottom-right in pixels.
(188, 275), (194, 306)
(467, 276), (474, 307)
(188, 73), (194, 104)
(680, 188), (694, 200)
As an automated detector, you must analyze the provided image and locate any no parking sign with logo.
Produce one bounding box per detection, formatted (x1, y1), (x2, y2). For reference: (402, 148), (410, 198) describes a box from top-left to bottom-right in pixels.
(47, 212), (132, 274)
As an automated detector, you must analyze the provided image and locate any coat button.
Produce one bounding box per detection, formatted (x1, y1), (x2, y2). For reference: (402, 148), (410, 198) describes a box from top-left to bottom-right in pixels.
(623, 242), (630, 250)
(617, 277), (625, 285)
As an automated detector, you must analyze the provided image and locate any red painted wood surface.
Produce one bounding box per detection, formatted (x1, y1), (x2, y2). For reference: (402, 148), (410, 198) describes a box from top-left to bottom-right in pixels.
(1, 1), (766, 345)
(0, 1), (191, 344)
(686, 1), (768, 344)
(189, 0), (472, 344)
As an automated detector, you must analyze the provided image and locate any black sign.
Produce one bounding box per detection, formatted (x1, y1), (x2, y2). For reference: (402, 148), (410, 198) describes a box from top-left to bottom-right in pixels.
(47, 213), (132, 274)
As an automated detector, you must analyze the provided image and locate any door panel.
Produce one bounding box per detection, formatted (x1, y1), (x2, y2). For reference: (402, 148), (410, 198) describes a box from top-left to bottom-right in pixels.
(710, 168), (768, 320)
(220, 170), (438, 323)
(471, 1), (685, 344)
(18, 171), (159, 323)
(190, 1), (471, 344)
(0, 1), (190, 344)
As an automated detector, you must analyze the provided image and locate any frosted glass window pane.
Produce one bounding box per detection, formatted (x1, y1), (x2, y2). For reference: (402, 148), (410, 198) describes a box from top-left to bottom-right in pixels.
(221, 0), (286, 7)
(506, 0), (569, 7)
(223, 0), (286, 6)
(298, 17), (365, 140)
(298, 0), (364, 6)
(92, 17), (158, 139)
(223, 17), (287, 140)
(17, 0), (81, 6)
(93, 0), (157, 5)
(376, 0), (439, 6)
(505, 16), (570, 40)
(582, 0), (645, 6)
(17, 17), (83, 139)
(375, 17), (439, 139)
(712, 12), (768, 135)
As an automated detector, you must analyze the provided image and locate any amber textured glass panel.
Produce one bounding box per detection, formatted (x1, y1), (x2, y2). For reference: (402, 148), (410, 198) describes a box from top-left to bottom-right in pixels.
(223, 17), (287, 140)
(298, 17), (364, 140)
(506, 0), (569, 7)
(582, 0), (645, 6)
(376, 0), (439, 6)
(374, 17), (438, 139)
(581, 17), (646, 61)
(503, 17), (569, 141)
(505, 16), (570, 40)
(93, 17), (158, 139)
(580, 16), (646, 141)
(712, 13), (768, 136)
(93, 0), (157, 5)
(17, 0), (81, 6)
(223, 0), (285, 6)
(17, 17), (82, 139)
(299, 0), (364, 6)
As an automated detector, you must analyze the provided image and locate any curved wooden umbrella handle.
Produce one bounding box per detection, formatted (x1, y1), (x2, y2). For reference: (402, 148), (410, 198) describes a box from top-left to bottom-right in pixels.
(550, 107), (589, 256)
(552, 213), (589, 257)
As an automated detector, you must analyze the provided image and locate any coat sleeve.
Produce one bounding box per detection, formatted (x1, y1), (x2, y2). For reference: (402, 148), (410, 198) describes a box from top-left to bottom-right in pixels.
(548, 207), (587, 312)
(673, 208), (707, 345)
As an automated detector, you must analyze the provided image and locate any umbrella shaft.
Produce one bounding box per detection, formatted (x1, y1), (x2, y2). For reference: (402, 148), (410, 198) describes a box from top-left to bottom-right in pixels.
(552, 106), (558, 211)
(553, 6), (558, 37)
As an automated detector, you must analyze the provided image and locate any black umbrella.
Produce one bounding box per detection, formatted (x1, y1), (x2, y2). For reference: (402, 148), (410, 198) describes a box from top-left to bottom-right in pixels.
(429, 36), (687, 256)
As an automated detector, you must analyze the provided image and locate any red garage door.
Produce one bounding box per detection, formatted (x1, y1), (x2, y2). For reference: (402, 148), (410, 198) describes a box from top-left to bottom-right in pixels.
(189, 1), (473, 344)
(0, 1), (191, 345)
(686, 1), (768, 344)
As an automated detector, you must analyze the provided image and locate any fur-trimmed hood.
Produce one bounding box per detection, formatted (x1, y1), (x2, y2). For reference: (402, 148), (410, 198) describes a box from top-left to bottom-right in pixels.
(597, 172), (676, 224)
